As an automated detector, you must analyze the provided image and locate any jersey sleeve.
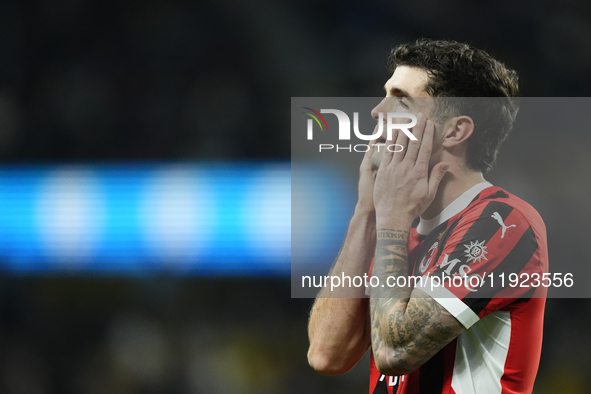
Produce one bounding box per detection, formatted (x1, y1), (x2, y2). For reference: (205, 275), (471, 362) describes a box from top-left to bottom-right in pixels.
(414, 200), (545, 329)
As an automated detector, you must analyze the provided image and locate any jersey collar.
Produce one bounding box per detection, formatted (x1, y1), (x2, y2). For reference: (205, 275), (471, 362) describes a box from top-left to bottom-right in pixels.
(417, 181), (493, 236)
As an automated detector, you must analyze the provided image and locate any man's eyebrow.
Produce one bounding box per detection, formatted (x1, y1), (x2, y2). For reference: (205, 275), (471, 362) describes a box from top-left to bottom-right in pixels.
(384, 87), (415, 103)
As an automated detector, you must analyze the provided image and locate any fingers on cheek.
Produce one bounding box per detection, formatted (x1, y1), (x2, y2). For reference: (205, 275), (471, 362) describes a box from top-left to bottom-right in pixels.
(396, 128), (406, 143)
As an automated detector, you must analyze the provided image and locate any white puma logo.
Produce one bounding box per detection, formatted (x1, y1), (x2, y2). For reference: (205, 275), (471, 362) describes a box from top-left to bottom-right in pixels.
(491, 212), (516, 239)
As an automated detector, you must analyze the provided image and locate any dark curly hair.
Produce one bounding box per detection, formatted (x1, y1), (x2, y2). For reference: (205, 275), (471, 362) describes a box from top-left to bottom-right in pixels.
(388, 39), (519, 173)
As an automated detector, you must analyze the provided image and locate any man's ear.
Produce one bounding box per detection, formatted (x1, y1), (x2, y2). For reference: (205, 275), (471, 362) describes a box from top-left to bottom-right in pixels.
(441, 116), (474, 148)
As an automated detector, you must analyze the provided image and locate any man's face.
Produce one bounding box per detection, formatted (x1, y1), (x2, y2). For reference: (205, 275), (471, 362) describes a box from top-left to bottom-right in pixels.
(370, 66), (439, 171)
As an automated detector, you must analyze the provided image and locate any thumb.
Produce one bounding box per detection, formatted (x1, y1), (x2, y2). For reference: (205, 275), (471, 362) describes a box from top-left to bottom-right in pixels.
(428, 162), (449, 198)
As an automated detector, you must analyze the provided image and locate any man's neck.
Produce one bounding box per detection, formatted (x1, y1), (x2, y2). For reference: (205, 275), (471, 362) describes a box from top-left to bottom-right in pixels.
(421, 169), (486, 220)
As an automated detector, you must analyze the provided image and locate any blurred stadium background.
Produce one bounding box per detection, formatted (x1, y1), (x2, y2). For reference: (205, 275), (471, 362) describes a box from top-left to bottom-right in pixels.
(0, 0), (590, 393)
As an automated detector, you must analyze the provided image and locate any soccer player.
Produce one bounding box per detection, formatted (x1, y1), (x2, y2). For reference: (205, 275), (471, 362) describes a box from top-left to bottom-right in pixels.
(307, 39), (548, 394)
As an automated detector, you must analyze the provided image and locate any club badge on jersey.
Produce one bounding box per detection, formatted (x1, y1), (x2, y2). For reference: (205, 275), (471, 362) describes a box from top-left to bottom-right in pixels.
(419, 241), (438, 274)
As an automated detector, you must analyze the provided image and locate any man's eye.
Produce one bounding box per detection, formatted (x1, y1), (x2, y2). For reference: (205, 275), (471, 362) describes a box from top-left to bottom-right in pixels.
(398, 98), (409, 109)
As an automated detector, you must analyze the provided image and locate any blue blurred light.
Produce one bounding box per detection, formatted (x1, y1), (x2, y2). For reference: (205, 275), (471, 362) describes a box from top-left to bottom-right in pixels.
(0, 162), (354, 276)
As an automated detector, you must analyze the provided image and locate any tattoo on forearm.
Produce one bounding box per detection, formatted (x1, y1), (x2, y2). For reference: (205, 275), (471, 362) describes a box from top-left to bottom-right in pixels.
(370, 229), (411, 360)
(369, 228), (463, 374)
(376, 230), (407, 239)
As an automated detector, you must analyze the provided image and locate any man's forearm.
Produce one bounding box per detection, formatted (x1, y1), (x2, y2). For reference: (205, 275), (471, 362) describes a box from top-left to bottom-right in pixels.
(369, 224), (413, 365)
(318, 207), (377, 297)
(307, 207), (376, 374)
(369, 219), (460, 376)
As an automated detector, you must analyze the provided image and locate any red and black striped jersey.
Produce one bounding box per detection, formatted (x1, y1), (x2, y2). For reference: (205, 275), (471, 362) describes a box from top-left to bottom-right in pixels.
(370, 182), (548, 394)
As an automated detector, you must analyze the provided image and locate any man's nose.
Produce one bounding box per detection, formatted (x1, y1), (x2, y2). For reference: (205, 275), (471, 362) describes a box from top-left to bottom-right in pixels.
(371, 98), (388, 121)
